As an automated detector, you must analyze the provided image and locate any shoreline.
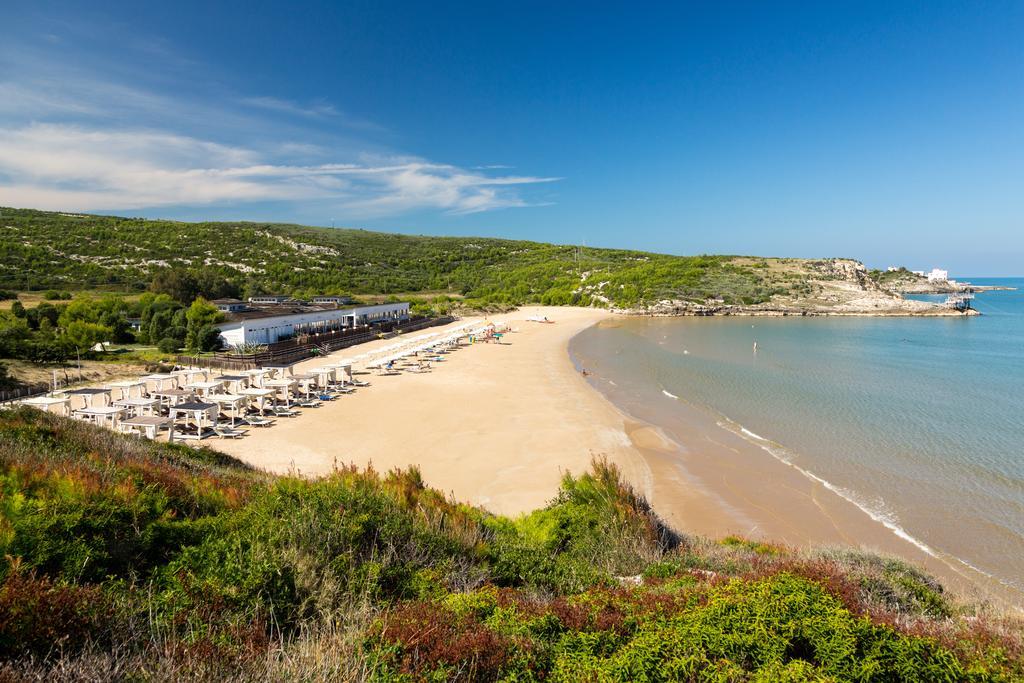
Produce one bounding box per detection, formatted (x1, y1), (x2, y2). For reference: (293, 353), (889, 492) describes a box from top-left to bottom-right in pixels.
(208, 305), (1019, 610)
(569, 317), (1023, 611)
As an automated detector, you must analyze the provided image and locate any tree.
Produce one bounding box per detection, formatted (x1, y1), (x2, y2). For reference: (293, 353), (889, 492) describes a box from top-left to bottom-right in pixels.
(195, 270), (240, 300)
(150, 269), (199, 304)
(27, 303), (60, 330)
(184, 298), (223, 353)
(63, 320), (112, 352)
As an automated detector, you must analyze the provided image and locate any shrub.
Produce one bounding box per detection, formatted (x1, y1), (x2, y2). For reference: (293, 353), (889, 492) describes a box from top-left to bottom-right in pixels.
(157, 337), (181, 353)
(0, 409), (1019, 678)
(0, 566), (111, 659)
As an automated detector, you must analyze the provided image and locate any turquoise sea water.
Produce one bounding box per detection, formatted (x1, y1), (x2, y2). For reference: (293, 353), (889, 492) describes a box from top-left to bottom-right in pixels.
(571, 279), (1024, 593)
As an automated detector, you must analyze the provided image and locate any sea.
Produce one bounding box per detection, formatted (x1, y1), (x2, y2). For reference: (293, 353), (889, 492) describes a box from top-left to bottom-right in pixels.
(569, 278), (1024, 596)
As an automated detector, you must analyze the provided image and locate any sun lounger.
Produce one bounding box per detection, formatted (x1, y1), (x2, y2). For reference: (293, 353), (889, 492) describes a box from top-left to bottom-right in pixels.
(272, 406), (300, 417)
(298, 398), (322, 408)
(243, 416), (275, 427)
(215, 425), (248, 439)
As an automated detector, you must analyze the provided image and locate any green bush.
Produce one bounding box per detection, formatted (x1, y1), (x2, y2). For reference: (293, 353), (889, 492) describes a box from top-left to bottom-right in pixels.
(157, 337), (181, 353)
(0, 408), (1019, 680)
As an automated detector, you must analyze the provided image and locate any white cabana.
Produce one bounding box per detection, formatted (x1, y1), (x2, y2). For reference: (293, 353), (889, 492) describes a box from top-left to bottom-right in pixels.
(169, 401), (218, 440)
(105, 379), (147, 401)
(238, 387), (276, 415)
(327, 362), (356, 385)
(291, 373), (319, 399)
(215, 374), (249, 393)
(240, 368), (272, 387)
(60, 387), (113, 409)
(151, 388), (195, 409)
(21, 395), (71, 416)
(262, 364), (293, 380)
(73, 405), (125, 428)
(210, 394), (250, 426)
(118, 416), (172, 440)
(172, 368), (210, 384)
(186, 380), (225, 398)
(113, 397), (159, 418)
(264, 378), (298, 406)
(141, 373), (179, 391)
(310, 366), (337, 388)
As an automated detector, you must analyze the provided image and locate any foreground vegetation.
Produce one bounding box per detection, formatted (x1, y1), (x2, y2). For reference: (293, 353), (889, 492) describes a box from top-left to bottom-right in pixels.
(0, 408), (1019, 681)
(1, 207), (823, 310)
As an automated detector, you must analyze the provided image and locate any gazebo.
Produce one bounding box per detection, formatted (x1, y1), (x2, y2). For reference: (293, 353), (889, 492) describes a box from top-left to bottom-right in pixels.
(151, 388), (195, 409)
(118, 416), (172, 440)
(22, 395), (71, 416)
(72, 405), (125, 428)
(61, 387), (113, 409)
(141, 373), (179, 392)
(210, 394), (249, 426)
(238, 387), (276, 415)
(262, 364), (294, 380)
(240, 368), (272, 387)
(185, 380), (225, 399)
(264, 378), (298, 406)
(169, 401), (218, 440)
(105, 379), (147, 401)
(113, 396), (160, 418)
(215, 374), (249, 394)
(172, 368), (209, 385)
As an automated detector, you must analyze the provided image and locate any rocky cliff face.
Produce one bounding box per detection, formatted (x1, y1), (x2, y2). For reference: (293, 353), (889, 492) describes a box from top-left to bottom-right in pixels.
(613, 258), (977, 317)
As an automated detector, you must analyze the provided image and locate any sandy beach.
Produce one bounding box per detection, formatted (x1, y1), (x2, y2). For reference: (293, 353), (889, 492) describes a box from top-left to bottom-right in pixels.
(216, 306), (651, 517)
(216, 305), (1018, 608)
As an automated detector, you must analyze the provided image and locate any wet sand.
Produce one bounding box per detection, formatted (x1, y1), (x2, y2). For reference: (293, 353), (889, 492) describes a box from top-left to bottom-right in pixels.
(216, 306), (1018, 609)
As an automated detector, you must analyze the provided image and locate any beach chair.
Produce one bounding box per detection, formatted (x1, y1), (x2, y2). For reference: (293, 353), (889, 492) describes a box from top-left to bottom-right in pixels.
(298, 398), (322, 408)
(243, 415), (275, 428)
(272, 405), (300, 418)
(214, 425), (248, 439)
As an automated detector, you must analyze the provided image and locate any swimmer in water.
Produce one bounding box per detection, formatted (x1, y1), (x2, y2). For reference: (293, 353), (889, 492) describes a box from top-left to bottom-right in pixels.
(753, 341), (758, 354)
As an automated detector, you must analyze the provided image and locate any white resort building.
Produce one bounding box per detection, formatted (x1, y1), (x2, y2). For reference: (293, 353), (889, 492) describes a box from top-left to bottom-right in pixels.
(216, 301), (410, 346)
(927, 268), (949, 282)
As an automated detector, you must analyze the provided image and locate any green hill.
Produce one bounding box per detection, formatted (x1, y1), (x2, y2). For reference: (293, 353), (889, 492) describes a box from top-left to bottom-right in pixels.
(0, 207), (811, 309)
(0, 407), (1019, 680)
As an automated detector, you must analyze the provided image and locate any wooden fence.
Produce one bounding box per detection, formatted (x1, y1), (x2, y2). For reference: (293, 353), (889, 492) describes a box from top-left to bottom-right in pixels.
(0, 376), (73, 405)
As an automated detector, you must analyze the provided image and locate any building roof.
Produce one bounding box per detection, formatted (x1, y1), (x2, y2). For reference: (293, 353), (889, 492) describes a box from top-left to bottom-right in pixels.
(222, 303), (340, 323)
(211, 298), (244, 305)
(220, 301), (409, 324)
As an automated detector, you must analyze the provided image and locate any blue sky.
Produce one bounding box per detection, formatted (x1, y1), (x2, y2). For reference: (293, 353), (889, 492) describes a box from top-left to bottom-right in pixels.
(2, 1), (1022, 275)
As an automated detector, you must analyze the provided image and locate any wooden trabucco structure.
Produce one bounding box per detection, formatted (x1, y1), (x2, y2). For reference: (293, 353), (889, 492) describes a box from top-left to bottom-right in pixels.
(177, 316), (456, 371)
(945, 293), (975, 312)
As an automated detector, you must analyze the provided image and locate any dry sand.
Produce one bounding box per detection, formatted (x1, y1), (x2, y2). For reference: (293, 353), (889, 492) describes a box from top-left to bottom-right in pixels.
(216, 305), (1018, 608)
(217, 306), (652, 516)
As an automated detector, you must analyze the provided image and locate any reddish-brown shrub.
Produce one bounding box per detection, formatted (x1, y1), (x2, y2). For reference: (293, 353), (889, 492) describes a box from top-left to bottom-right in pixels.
(374, 601), (522, 680)
(0, 569), (111, 659)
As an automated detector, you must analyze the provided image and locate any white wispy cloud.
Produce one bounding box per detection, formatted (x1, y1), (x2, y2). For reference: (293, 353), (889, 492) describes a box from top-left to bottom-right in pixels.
(0, 124), (559, 215)
(0, 29), (558, 218)
(240, 96), (339, 118)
